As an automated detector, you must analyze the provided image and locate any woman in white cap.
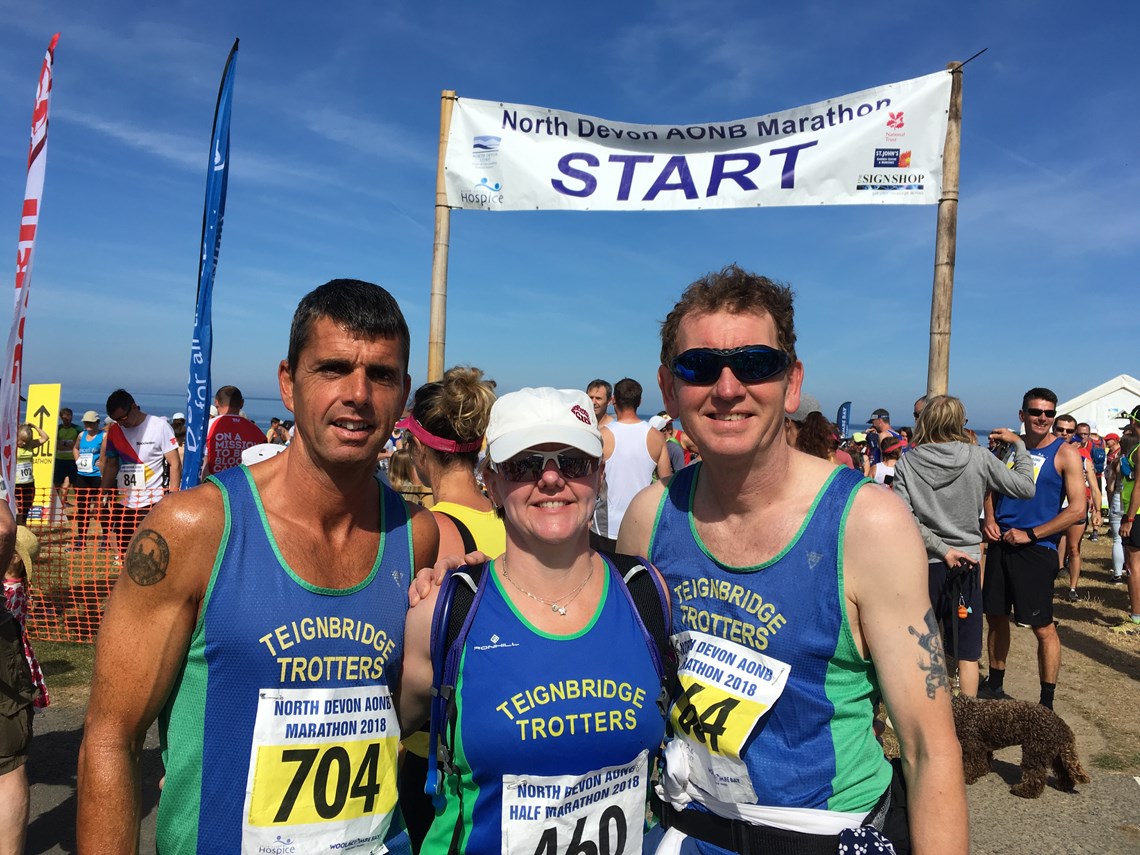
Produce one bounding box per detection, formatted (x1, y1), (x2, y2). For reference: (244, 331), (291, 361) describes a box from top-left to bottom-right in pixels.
(401, 387), (670, 855)
(70, 411), (105, 552)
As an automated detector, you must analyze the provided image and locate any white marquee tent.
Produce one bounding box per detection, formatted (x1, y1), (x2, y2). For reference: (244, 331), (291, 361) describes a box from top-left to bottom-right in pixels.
(1056, 374), (1140, 434)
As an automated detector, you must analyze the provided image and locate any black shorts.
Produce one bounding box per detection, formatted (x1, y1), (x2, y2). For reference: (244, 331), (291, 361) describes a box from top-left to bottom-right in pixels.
(1126, 521), (1140, 551)
(928, 560), (982, 661)
(53, 458), (78, 486)
(0, 617), (33, 775)
(982, 540), (1056, 627)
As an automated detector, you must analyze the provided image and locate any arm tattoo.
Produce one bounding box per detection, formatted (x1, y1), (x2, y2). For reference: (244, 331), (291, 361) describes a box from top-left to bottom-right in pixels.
(907, 608), (950, 699)
(126, 528), (170, 586)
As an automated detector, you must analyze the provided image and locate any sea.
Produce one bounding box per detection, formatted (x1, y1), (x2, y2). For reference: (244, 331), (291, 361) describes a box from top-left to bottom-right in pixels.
(30, 387), (290, 430)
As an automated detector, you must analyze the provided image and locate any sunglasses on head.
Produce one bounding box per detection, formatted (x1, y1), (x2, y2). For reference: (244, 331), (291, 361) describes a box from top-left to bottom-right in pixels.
(492, 448), (600, 482)
(1025, 408), (1056, 418)
(670, 345), (791, 385)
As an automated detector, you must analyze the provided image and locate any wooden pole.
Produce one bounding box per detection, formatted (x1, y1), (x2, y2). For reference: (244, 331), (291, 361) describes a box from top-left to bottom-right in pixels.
(926, 62), (963, 399)
(427, 90), (457, 383)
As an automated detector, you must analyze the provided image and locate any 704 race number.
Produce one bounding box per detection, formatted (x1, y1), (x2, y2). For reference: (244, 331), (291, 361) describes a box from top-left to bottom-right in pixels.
(248, 738), (397, 827)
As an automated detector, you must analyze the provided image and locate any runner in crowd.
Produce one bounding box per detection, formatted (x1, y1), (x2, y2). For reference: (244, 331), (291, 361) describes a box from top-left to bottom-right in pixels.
(397, 364), (504, 848)
(872, 434), (904, 487)
(1052, 413), (1102, 602)
(4, 526), (49, 709)
(203, 384), (266, 476)
(99, 389), (181, 560)
(1104, 432), (1126, 582)
(54, 407), (79, 504)
(70, 410), (105, 552)
(595, 378), (670, 551)
(14, 424), (47, 524)
(170, 412), (187, 468)
(401, 387), (669, 854)
(77, 279), (439, 853)
(1113, 407), (1140, 632)
(981, 388), (1086, 707)
(618, 264), (964, 853)
(892, 395), (1036, 696)
(586, 379), (615, 428)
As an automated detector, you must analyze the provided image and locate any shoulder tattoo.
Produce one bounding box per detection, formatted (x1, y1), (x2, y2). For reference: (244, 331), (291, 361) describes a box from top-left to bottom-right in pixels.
(907, 608), (950, 699)
(126, 528), (171, 586)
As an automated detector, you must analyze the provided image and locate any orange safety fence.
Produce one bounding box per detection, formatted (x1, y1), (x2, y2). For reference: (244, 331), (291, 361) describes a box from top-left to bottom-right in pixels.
(18, 485), (151, 644)
(19, 482), (439, 644)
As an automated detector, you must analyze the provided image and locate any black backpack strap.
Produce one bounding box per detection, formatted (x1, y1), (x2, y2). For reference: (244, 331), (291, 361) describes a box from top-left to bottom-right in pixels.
(601, 551), (677, 716)
(436, 511), (478, 555)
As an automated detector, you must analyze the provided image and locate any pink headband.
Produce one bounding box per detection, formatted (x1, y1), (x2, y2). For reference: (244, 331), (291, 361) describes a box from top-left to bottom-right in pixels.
(397, 415), (482, 454)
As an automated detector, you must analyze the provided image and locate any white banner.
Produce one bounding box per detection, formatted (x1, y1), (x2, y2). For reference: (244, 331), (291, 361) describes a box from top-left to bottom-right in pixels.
(445, 71), (951, 212)
(2, 34), (59, 511)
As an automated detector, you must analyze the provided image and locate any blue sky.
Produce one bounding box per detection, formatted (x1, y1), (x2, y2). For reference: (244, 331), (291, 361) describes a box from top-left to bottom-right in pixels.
(1, 1), (1135, 430)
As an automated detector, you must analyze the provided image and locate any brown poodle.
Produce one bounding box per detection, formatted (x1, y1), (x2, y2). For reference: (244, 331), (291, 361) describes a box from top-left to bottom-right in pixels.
(951, 694), (1089, 798)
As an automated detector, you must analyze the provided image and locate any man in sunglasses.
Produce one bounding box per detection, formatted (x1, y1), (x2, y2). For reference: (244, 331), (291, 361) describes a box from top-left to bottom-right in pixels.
(981, 389), (1087, 708)
(99, 389), (182, 560)
(620, 265), (965, 854)
(1051, 414), (1102, 603)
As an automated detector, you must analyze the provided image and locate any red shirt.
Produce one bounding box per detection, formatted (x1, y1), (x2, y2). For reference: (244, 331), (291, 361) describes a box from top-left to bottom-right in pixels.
(205, 415), (266, 475)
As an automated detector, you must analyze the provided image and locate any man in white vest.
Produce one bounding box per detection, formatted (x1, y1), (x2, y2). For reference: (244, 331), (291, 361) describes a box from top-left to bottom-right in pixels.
(597, 377), (670, 550)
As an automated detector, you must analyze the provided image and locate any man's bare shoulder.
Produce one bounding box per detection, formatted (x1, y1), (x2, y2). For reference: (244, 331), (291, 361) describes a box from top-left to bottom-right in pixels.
(125, 482), (225, 591)
(616, 480), (667, 555)
(844, 477), (921, 542)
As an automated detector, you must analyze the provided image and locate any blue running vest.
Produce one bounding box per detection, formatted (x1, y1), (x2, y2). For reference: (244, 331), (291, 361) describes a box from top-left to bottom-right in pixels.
(156, 465), (413, 854)
(649, 463), (891, 816)
(425, 557), (666, 854)
(994, 438), (1065, 548)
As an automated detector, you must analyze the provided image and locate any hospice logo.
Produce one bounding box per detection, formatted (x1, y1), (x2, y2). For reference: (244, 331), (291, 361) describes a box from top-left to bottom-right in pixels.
(874, 148), (912, 168)
(472, 135), (501, 167)
(461, 177), (504, 207)
(258, 836), (295, 854)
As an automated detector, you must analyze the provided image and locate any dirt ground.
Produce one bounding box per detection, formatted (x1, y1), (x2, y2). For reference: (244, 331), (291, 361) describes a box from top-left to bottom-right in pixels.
(20, 536), (1140, 853)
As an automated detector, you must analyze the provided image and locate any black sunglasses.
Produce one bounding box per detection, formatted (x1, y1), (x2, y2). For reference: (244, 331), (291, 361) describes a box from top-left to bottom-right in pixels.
(492, 448), (600, 482)
(670, 345), (791, 385)
(1025, 408), (1057, 418)
(1053, 426), (1075, 435)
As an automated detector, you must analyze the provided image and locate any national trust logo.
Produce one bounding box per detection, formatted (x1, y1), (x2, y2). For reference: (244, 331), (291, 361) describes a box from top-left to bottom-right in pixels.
(886, 111), (905, 130)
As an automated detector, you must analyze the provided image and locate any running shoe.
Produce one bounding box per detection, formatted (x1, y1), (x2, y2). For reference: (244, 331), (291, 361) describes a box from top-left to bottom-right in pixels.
(1112, 575), (1126, 585)
(1067, 588), (1079, 603)
(1108, 620), (1140, 636)
(1090, 531), (1100, 542)
(977, 684), (1014, 701)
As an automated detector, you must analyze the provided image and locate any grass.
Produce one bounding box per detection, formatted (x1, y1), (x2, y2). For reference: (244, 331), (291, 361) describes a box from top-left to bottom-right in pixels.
(33, 640), (96, 688)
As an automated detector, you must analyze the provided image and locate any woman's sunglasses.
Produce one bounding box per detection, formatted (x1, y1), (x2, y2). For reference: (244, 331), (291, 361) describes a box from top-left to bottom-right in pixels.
(492, 448), (600, 482)
(670, 345), (791, 385)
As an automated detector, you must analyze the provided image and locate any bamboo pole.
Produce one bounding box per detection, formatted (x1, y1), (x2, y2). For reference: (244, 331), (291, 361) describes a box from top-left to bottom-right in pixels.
(427, 90), (457, 383)
(926, 62), (963, 399)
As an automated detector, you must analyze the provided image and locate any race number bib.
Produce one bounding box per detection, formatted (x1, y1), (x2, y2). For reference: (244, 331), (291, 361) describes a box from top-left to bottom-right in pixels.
(78, 452), (95, 474)
(669, 631), (791, 804)
(118, 462), (147, 490)
(501, 750), (648, 855)
(15, 460), (32, 484)
(242, 685), (400, 854)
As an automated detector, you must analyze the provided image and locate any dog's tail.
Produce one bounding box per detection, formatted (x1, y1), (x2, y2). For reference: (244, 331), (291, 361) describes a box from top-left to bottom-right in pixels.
(1055, 724), (1091, 790)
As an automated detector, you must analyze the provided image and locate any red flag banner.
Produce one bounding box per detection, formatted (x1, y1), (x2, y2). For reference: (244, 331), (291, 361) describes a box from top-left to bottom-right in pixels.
(2, 33), (59, 511)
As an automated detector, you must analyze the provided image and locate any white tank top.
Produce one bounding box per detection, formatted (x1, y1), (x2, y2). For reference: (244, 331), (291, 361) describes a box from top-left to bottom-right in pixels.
(603, 420), (656, 538)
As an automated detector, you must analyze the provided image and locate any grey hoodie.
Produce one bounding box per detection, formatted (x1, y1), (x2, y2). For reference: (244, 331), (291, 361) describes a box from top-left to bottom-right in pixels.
(893, 440), (1036, 562)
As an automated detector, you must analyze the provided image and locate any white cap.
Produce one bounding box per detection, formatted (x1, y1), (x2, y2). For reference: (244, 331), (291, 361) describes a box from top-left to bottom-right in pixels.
(242, 443), (287, 466)
(648, 415), (670, 431)
(486, 388), (602, 463)
(172, 412), (186, 421)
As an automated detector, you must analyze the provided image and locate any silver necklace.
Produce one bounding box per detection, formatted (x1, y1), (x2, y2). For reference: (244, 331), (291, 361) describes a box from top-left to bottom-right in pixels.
(499, 555), (595, 616)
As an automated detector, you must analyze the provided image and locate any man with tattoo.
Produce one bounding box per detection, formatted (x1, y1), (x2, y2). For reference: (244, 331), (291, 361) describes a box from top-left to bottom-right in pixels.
(77, 281), (439, 853)
(619, 266), (966, 854)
